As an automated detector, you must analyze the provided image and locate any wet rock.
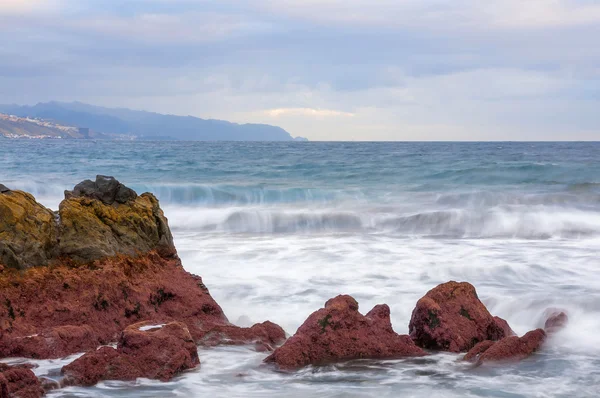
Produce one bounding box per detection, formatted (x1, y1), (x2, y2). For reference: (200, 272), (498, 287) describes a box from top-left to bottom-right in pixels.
(463, 340), (496, 362)
(199, 321), (286, 348)
(0, 179), (285, 360)
(265, 295), (426, 369)
(543, 310), (568, 334)
(408, 281), (507, 352)
(62, 321), (199, 386)
(493, 316), (516, 337)
(0, 363), (43, 398)
(471, 329), (546, 364)
(0, 190), (56, 270)
(4, 326), (100, 359)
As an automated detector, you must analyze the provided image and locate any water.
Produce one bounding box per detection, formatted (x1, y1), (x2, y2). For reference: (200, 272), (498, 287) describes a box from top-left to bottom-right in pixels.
(2, 141), (600, 397)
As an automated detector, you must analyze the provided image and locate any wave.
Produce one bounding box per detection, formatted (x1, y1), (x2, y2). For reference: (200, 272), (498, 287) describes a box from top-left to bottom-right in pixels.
(165, 205), (600, 239)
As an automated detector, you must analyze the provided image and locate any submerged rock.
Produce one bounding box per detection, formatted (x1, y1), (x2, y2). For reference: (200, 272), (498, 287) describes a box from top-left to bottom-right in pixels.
(62, 321), (199, 386)
(265, 295), (426, 369)
(543, 310), (568, 334)
(408, 281), (507, 352)
(463, 329), (546, 364)
(0, 363), (43, 398)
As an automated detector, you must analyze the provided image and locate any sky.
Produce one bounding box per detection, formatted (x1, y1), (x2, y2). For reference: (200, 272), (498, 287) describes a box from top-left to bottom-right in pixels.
(0, 0), (599, 141)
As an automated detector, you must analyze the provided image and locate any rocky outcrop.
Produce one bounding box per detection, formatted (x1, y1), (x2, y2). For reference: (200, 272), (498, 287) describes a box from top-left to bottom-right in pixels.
(463, 329), (546, 364)
(265, 295), (426, 369)
(62, 322), (199, 386)
(59, 175), (175, 262)
(543, 310), (568, 334)
(0, 178), (285, 360)
(0, 189), (57, 270)
(408, 282), (507, 352)
(0, 363), (43, 398)
(493, 316), (515, 337)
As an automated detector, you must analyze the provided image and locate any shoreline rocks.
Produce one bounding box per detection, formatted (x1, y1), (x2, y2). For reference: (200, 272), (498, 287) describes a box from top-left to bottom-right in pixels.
(463, 329), (546, 364)
(62, 321), (199, 386)
(408, 281), (507, 352)
(0, 363), (43, 398)
(0, 177), (285, 362)
(265, 295), (426, 369)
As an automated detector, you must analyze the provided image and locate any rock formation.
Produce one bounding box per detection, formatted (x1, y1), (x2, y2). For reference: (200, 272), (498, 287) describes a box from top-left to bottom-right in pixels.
(543, 310), (568, 334)
(265, 295), (426, 369)
(463, 329), (546, 364)
(408, 281), (508, 352)
(0, 177), (285, 361)
(0, 363), (43, 398)
(62, 321), (199, 386)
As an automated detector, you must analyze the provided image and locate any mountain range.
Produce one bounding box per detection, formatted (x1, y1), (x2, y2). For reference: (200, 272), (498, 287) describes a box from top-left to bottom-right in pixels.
(0, 102), (306, 141)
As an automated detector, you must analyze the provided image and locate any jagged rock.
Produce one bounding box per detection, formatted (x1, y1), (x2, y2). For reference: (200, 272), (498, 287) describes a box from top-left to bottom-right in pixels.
(408, 281), (506, 352)
(62, 321), (199, 386)
(0, 190), (57, 270)
(544, 310), (568, 334)
(494, 316), (516, 337)
(64, 175), (137, 205)
(0, 363), (43, 398)
(265, 295), (426, 369)
(58, 178), (174, 262)
(463, 329), (546, 364)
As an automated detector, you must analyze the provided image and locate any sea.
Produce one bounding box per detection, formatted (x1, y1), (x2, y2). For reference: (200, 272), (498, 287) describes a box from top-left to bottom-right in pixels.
(1, 140), (600, 397)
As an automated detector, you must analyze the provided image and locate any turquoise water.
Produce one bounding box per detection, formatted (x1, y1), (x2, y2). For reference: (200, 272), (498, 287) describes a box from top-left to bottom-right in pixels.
(2, 141), (600, 397)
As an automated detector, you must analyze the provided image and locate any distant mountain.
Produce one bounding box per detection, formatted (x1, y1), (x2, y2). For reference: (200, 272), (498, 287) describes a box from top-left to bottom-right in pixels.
(0, 102), (305, 141)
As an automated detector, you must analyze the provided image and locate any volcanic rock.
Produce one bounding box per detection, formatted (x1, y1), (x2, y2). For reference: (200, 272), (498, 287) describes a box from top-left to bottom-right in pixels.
(0, 363), (43, 398)
(408, 281), (507, 352)
(0, 178), (285, 360)
(0, 190), (57, 270)
(493, 316), (516, 337)
(265, 295), (426, 369)
(543, 310), (568, 334)
(463, 329), (546, 364)
(62, 321), (199, 386)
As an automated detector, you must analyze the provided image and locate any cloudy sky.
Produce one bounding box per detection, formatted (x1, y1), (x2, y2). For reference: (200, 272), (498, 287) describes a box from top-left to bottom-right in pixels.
(0, 0), (599, 140)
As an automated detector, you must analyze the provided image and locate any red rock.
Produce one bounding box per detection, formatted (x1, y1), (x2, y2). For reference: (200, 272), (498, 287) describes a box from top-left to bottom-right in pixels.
(0, 252), (283, 359)
(494, 316), (516, 337)
(408, 281), (506, 352)
(0, 363), (43, 398)
(264, 295), (426, 369)
(463, 340), (496, 362)
(543, 310), (568, 333)
(199, 321), (286, 348)
(62, 321), (199, 386)
(465, 329), (547, 364)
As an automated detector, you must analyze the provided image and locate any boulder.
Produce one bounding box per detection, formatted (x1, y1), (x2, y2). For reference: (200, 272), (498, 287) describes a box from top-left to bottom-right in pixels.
(58, 177), (175, 262)
(408, 281), (506, 352)
(0, 190), (56, 270)
(0, 363), (43, 398)
(463, 329), (546, 364)
(265, 295), (426, 369)
(64, 175), (137, 205)
(199, 321), (286, 349)
(543, 310), (568, 334)
(62, 321), (199, 386)
(0, 185), (9, 193)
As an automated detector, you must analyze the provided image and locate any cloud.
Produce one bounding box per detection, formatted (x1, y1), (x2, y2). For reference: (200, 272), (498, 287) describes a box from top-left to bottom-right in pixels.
(0, 0), (61, 15)
(263, 108), (355, 118)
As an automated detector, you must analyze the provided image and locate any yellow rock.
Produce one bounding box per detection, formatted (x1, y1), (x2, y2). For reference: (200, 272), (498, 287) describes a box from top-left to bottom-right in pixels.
(0, 190), (56, 269)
